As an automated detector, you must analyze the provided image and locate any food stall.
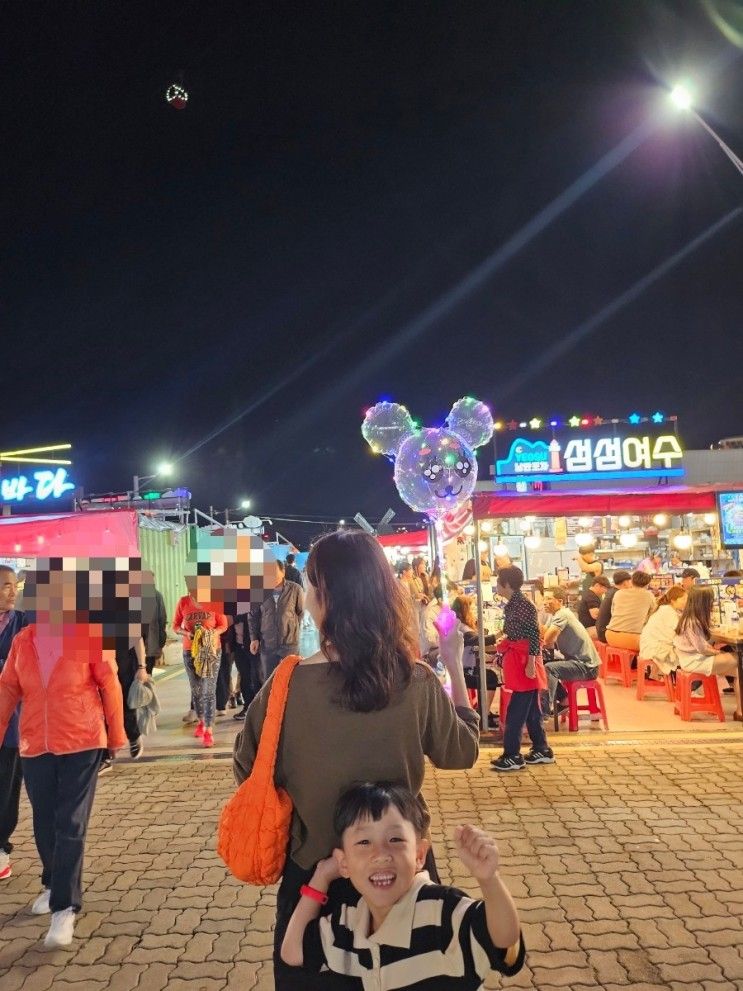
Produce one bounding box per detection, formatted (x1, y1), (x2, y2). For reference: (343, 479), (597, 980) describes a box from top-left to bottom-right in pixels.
(462, 412), (743, 731)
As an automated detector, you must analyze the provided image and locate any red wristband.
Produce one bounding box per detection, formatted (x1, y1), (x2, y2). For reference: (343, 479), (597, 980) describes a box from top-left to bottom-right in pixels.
(300, 884), (329, 905)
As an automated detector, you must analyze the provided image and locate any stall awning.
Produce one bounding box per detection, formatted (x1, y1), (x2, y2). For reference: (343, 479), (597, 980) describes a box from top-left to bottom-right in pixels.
(377, 530), (428, 548)
(472, 485), (742, 520)
(0, 511), (140, 557)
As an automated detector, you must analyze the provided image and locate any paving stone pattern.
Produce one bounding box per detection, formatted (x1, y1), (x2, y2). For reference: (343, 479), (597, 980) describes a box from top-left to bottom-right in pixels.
(1, 739), (743, 990)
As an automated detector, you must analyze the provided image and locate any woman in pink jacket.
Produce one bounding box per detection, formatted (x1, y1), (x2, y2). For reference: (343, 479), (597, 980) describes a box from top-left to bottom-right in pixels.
(0, 562), (127, 950)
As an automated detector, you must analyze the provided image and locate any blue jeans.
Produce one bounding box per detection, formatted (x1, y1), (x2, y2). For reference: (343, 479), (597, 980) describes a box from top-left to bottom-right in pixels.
(183, 651), (219, 727)
(503, 689), (548, 757)
(546, 659), (597, 704)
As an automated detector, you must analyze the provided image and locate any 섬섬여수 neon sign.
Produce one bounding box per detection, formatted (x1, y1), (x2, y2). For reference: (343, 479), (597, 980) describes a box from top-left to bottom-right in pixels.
(495, 432), (684, 484)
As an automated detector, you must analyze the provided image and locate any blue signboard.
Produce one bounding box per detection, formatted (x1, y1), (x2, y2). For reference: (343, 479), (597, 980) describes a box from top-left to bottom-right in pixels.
(495, 429), (684, 484)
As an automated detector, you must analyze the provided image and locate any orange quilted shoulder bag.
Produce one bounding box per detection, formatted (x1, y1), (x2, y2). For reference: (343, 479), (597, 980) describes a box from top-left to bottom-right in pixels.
(217, 653), (303, 884)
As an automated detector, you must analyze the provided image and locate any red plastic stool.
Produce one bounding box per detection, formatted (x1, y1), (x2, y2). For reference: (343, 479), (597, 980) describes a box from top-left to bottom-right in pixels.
(557, 679), (609, 732)
(674, 671), (725, 722)
(636, 658), (675, 702)
(602, 647), (636, 687)
(594, 640), (608, 666)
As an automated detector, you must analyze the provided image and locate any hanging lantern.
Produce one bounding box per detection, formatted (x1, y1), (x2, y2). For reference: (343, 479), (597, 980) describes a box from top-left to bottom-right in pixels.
(673, 533), (693, 550)
(524, 534), (541, 550)
(619, 532), (638, 548)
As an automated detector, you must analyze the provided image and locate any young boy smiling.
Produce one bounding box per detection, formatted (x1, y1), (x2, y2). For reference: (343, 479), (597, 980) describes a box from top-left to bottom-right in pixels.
(281, 782), (524, 989)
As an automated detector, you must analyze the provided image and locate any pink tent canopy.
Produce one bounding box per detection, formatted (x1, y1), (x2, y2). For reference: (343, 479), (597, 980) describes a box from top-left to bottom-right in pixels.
(0, 511), (140, 558)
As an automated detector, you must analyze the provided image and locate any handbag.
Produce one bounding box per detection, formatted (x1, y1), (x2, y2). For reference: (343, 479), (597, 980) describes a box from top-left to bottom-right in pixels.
(217, 653), (303, 884)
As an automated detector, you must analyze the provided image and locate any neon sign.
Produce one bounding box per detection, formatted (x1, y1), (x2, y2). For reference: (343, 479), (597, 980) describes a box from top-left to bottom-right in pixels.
(496, 433), (684, 483)
(0, 468), (76, 503)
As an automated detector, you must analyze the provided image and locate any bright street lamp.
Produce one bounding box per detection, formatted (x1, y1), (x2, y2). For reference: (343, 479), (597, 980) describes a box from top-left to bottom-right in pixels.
(668, 83), (743, 177)
(133, 462), (175, 498)
(240, 499), (252, 510)
(669, 84), (693, 110)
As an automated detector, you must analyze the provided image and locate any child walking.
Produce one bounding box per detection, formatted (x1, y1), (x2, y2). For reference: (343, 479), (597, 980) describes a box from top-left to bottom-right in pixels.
(491, 566), (554, 772)
(280, 781), (524, 989)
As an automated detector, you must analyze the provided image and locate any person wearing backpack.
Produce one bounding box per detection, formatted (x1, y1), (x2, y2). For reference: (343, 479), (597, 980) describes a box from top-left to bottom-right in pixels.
(232, 529), (478, 991)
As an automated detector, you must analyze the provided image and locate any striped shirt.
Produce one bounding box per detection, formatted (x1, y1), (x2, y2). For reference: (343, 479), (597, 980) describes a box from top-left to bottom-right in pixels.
(302, 872), (525, 990)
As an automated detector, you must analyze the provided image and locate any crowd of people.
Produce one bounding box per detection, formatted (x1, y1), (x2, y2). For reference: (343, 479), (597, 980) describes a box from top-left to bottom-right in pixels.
(0, 532), (739, 987)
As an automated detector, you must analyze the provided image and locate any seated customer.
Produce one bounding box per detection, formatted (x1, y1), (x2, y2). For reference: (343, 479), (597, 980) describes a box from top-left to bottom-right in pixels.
(680, 567), (700, 591)
(673, 587), (739, 679)
(452, 595), (498, 727)
(542, 588), (600, 713)
(638, 586), (687, 675)
(605, 571), (655, 652)
(595, 570), (632, 643)
(578, 575), (610, 639)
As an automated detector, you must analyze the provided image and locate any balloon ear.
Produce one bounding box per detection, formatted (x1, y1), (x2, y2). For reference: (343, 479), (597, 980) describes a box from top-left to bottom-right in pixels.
(446, 397), (494, 450)
(362, 402), (417, 458)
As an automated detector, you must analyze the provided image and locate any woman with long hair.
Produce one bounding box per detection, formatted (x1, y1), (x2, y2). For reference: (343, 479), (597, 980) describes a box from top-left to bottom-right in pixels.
(233, 530), (478, 991)
(451, 595), (499, 728)
(673, 586), (739, 677)
(639, 585), (687, 675)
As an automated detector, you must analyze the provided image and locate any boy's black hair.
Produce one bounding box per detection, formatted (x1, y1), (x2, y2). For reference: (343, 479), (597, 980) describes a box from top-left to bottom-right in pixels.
(334, 782), (430, 843)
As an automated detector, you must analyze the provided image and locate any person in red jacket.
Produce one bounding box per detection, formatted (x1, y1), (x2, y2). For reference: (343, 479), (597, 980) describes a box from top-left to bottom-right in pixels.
(0, 560), (127, 949)
(491, 566), (554, 773)
(172, 593), (228, 747)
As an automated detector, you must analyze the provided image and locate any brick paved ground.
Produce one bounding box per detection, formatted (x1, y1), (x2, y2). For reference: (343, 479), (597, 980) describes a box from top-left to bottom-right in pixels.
(2, 734), (743, 991)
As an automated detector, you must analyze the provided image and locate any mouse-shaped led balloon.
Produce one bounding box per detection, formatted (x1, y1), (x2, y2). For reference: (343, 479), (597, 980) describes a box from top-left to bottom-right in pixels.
(362, 397), (494, 518)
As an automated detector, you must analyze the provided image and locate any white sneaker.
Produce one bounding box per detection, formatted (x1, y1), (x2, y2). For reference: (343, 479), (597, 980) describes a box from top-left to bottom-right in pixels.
(182, 709), (198, 724)
(44, 907), (76, 948)
(30, 888), (51, 915)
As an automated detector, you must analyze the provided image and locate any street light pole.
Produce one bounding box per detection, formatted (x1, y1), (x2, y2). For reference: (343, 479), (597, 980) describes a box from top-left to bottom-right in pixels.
(689, 108), (743, 177)
(669, 85), (743, 179)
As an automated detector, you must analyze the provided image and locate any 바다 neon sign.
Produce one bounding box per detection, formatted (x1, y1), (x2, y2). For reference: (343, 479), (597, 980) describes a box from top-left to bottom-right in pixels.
(0, 468), (76, 504)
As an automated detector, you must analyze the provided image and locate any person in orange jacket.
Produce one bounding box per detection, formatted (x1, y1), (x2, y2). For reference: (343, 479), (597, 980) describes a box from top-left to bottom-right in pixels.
(0, 561), (127, 950)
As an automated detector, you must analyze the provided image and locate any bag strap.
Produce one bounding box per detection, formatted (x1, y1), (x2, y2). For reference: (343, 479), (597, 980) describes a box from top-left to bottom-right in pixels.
(251, 654), (303, 779)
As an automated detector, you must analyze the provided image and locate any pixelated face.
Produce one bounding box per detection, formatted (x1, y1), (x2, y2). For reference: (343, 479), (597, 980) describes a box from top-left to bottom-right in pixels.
(394, 428), (477, 516)
(184, 531), (275, 616)
(22, 558), (152, 649)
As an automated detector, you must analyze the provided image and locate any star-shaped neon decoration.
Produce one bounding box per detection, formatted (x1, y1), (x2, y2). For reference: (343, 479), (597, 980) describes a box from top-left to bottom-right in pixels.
(651, 411), (664, 424)
(628, 413), (641, 425)
(529, 418), (542, 429)
(593, 416), (604, 426)
(568, 416), (581, 428)
(506, 420), (519, 431)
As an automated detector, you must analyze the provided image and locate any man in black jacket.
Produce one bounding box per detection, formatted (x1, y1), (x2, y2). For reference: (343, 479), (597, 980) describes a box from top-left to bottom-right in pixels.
(249, 560), (304, 682)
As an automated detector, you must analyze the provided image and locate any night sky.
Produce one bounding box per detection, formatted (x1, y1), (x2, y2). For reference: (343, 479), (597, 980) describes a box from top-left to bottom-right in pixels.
(4, 1), (742, 543)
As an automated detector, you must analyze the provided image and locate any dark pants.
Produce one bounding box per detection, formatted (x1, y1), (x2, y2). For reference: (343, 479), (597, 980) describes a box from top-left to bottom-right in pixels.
(115, 650), (140, 744)
(503, 689), (548, 757)
(273, 847), (440, 991)
(260, 644), (298, 683)
(233, 646), (261, 709)
(145, 654), (160, 676)
(22, 749), (102, 912)
(216, 651), (233, 712)
(0, 745), (22, 853)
